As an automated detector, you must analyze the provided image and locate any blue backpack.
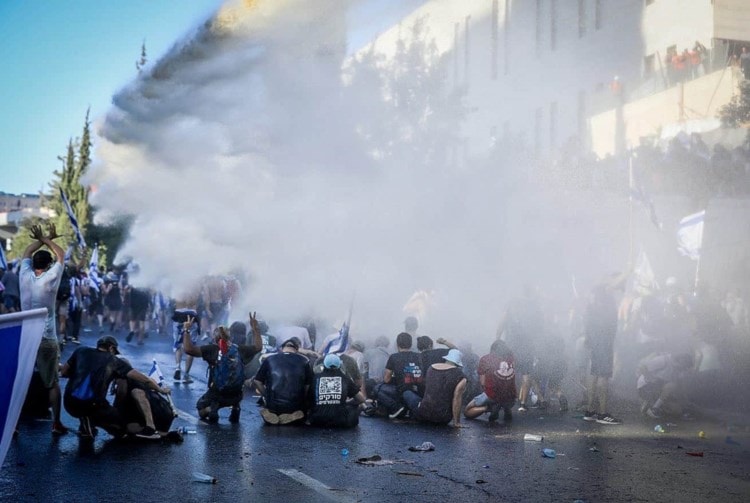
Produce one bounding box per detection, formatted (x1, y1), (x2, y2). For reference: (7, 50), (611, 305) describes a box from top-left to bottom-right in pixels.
(212, 344), (245, 394)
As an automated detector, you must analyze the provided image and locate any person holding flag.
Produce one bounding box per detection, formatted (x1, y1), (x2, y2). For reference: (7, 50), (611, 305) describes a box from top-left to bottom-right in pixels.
(19, 223), (70, 435)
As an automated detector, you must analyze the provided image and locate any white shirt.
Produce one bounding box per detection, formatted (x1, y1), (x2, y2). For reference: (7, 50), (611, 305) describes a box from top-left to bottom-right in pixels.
(20, 258), (63, 340)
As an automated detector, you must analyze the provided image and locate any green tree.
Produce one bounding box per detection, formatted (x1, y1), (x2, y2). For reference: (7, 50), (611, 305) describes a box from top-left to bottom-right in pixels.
(344, 18), (466, 172)
(10, 112), (93, 263)
(718, 80), (750, 127)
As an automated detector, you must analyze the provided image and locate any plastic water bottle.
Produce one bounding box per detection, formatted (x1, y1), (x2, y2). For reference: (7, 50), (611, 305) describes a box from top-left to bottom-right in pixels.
(192, 472), (217, 484)
(523, 433), (543, 442)
(179, 427), (197, 435)
(654, 424), (665, 433)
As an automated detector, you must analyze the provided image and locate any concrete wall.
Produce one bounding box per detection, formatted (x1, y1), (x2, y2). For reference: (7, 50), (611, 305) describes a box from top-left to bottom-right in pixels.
(590, 67), (740, 156)
(354, 0), (747, 163)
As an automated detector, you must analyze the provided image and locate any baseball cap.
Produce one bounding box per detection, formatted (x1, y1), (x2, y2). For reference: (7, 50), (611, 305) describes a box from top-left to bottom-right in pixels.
(96, 335), (120, 354)
(323, 353), (342, 369)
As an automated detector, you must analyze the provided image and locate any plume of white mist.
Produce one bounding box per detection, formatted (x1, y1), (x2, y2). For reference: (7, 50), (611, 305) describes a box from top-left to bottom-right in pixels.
(86, 0), (588, 345)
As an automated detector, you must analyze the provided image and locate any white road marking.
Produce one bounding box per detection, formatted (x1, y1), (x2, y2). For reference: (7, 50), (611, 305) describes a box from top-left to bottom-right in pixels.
(278, 468), (358, 503)
(175, 408), (200, 425)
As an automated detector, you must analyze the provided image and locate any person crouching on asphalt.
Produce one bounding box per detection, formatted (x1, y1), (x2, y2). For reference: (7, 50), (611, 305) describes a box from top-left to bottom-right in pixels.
(253, 337), (313, 425)
(182, 313), (263, 423)
(402, 349), (467, 428)
(61, 336), (171, 440)
(308, 354), (370, 428)
(464, 340), (517, 423)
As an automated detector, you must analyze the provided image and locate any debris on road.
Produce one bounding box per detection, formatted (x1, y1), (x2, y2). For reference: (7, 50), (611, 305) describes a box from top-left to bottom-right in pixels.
(542, 448), (557, 458)
(524, 433), (543, 442)
(408, 442), (435, 452)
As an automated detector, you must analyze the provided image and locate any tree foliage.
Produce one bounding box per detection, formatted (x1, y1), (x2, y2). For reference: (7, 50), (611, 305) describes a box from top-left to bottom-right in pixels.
(718, 80), (750, 128)
(344, 18), (466, 171)
(10, 111), (93, 263)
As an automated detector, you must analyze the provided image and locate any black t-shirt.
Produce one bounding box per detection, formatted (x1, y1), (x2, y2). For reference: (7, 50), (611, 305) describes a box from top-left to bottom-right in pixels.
(308, 367), (359, 424)
(64, 347), (133, 402)
(129, 288), (151, 311)
(420, 348), (449, 371)
(385, 351), (423, 393)
(254, 352), (313, 414)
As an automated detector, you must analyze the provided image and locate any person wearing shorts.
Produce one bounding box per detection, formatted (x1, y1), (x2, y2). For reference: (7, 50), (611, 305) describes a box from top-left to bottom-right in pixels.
(19, 223), (69, 435)
(171, 297), (201, 383)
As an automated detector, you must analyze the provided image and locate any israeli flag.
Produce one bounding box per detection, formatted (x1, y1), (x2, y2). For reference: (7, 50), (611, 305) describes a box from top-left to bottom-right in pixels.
(0, 242), (7, 271)
(59, 187), (86, 249)
(320, 322), (350, 355)
(632, 249), (658, 295)
(677, 210), (705, 260)
(148, 359), (165, 385)
(0, 308), (47, 470)
(63, 245), (73, 264)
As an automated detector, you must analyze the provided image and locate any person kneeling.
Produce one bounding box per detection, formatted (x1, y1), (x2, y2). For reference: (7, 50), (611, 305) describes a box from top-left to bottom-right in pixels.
(308, 354), (369, 428)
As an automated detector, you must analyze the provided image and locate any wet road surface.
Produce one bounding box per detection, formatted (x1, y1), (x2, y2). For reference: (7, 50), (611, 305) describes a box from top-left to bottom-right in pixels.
(2, 328), (749, 502)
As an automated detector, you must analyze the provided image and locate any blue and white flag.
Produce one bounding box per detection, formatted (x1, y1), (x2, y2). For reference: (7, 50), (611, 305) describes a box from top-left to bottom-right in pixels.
(320, 323), (350, 355)
(148, 359), (165, 385)
(677, 210), (705, 260)
(0, 243), (7, 270)
(0, 308), (47, 470)
(63, 245), (73, 264)
(59, 187), (86, 249)
(87, 245), (101, 292)
(629, 182), (662, 231)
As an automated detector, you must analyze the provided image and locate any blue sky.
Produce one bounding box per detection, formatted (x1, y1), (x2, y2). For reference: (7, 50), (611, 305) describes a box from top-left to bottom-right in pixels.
(0, 0), (423, 196)
(0, 0), (222, 195)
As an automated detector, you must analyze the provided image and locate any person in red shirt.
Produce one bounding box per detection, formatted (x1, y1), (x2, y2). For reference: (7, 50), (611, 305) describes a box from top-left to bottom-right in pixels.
(464, 340), (517, 423)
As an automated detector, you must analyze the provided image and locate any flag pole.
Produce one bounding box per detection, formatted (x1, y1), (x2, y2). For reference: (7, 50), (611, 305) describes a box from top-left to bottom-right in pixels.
(628, 152), (635, 266)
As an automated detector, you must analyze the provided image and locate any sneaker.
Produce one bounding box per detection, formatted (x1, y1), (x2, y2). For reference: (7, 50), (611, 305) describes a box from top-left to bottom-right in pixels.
(518, 404), (528, 413)
(78, 417), (97, 439)
(182, 374), (194, 384)
(388, 406), (406, 419)
(135, 426), (161, 440)
(487, 404), (500, 422)
(278, 410), (305, 425)
(126, 331), (135, 343)
(596, 413), (622, 425)
(71, 337), (80, 344)
(173, 369), (181, 381)
(260, 408), (280, 425)
(583, 410), (598, 421)
(559, 396), (569, 413)
(646, 407), (661, 419)
(51, 422), (70, 436)
(229, 407), (241, 423)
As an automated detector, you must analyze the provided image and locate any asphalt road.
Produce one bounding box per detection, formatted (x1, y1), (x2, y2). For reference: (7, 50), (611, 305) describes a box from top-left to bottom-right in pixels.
(2, 327), (749, 502)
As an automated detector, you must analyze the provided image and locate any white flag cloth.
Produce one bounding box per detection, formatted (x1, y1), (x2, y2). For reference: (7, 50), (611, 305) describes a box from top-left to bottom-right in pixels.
(0, 243), (7, 270)
(148, 359), (165, 385)
(59, 187), (86, 249)
(677, 210), (705, 260)
(0, 308), (47, 470)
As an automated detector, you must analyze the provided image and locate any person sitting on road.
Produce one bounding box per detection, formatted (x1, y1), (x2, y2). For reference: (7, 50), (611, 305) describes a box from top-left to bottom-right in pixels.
(61, 336), (171, 440)
(182, 313), (263, 423)
(637, 352), (695, 419)
(363, 335), (390, 397)
(403, 349), (467, 428)
(308, 354), (369, 428)
(464, 340), (517, 423)
(372, 332), (423, 419)
(253, 337), (313, 425)
(416, 335), (457, 374)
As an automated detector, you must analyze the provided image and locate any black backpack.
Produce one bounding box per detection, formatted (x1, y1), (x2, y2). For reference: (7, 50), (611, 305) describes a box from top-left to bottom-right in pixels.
(57, 267), (73, 301)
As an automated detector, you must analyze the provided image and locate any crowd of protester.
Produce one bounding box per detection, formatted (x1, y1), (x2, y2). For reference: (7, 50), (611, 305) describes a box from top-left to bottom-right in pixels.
(5, 222), (750, 444)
